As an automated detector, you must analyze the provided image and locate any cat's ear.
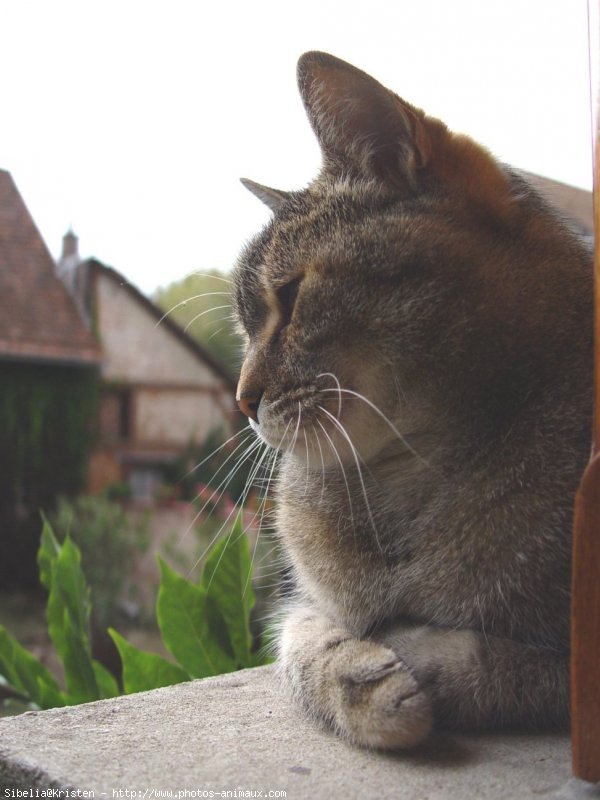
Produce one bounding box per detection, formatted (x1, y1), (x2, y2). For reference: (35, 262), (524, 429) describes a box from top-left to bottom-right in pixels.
(240, 178), (290, 213)
(297, 51), (430, 189)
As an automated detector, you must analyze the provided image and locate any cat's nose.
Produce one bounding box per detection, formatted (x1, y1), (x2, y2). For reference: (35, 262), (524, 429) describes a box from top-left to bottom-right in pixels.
(237, 392), (262, 423)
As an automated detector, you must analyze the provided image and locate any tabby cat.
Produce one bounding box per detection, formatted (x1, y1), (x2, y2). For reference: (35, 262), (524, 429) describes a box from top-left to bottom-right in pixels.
(232, 51), (593, 749)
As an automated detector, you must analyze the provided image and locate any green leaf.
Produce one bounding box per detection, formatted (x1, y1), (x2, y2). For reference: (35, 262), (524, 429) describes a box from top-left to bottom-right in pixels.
(36, 677), (67, 710)
(43, 532), (100, 703)
(58, 609), (98, 704)
(37, 513), (61, 591)
(109, 629), (189, 694)
(157, 558), (236, 678)
(202, 517), (255, 666)
(0, 626), (65, 710)
(92, 660), (120, 699)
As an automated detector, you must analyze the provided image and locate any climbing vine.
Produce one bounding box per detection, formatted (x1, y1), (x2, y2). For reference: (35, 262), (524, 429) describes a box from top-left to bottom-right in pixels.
(0, 361), (99, 588)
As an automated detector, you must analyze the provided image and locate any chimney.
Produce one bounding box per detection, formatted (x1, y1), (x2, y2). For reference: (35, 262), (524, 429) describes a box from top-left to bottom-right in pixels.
(61, 228), (79, 260)
(56, 229), (91, 326)
(57, 228), (81, 276)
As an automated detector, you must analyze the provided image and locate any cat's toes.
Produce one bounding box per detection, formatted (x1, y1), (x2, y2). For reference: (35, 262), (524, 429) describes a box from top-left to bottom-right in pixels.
(335, 643), (432, 749)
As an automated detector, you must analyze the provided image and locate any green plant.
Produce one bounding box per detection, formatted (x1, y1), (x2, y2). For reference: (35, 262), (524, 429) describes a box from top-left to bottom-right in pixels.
(0, 515), (271, 715)
(112, 516), (269, 693)
(0, 517), (118, 715)
(50, 495), (148, 631)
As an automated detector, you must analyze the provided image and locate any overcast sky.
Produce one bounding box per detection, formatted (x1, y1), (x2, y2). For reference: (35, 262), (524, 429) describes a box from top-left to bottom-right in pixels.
(1, 0), (592, 295)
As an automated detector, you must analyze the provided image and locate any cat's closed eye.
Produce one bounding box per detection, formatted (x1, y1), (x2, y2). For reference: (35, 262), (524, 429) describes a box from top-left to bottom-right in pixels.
(275, 275), (303, 332)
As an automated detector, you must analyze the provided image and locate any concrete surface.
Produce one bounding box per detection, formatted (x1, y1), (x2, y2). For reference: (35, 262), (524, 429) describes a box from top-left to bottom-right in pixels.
(0, 665), (596, 799)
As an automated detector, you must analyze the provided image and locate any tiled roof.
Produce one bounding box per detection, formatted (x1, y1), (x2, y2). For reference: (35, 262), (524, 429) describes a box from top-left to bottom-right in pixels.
(0, 170), (101, 365)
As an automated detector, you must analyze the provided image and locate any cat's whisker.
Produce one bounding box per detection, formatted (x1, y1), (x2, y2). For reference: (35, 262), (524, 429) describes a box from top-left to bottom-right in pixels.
(312, 422), (327, 500)
(176, 433), (258, 547)
(316, 418), (356, 531)
(253, 580), (285, 591)
(243, 451), (278, 599)
(186, 271), (233, 285)
(245, 448), (276, 513)
(253, 566), (285, 586)
(180, 435), (264, 548)
(303, 429), (311, 493)
(190, 438), (270, 578)
(212, 316), (243, 338)
(180, 439), (263, 548)
(207, 325), (229, 342)
(251, 539), (287, 577)
(183, 304), (232, 334)
(317, 372), (343, 419)
(254, 559), (286, 577)
(284, 402), (303, 459)
(241, 417), (291, 598)
(201, 439), (275, 588)
(253, 542), (284, 568)
(321, 387), (434, 471)
(181, 475), (261, 578)
(190, 431), (257, 509)
(180, 426), (252, 483)
(199, 314), (239, 332)
(154, 292), (231, 327)
(392, 375), (408, 407)
(245, 526), (263, 601)
(318, 405), (383, 555)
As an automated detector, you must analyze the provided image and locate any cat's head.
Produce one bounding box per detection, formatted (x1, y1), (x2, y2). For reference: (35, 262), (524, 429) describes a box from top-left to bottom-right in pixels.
(232, 52), (582, 468)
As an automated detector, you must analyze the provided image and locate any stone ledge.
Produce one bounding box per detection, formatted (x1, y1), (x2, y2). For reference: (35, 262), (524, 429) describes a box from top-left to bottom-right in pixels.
(0, 665), (591, 798)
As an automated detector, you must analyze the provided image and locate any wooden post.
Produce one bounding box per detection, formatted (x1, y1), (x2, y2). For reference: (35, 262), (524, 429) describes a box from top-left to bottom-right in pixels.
(571, 1), (600, 782)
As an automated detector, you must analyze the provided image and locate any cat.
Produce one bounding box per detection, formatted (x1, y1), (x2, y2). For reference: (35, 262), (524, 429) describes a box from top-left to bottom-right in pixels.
(232, 51), (593, 749)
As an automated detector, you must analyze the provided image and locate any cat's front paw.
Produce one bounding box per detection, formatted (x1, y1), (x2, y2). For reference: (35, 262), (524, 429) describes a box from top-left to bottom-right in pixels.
(331, 640), (432, 749)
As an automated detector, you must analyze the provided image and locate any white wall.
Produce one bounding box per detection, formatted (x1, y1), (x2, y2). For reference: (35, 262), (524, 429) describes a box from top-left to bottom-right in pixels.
(95, 271), (235, 449)
(97, 273), (223, 388)
(136, 388), (228, 445)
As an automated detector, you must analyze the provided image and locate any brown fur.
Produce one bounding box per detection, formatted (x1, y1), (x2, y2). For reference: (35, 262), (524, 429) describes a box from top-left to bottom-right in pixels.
(232, 52), (593, 748)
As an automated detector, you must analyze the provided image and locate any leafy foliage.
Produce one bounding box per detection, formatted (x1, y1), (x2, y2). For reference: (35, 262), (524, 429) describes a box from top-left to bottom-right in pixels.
(0, 362), (98, 588)
(153, 270), (242, 374)
(0, 516), (119, 712)
(37, 516), (119, 704)
(0, 627), (64, 710)
(50, 495), (149, 630)
(0, 515), (271, 716)
(113, 514), (267, 687)
(109, 631), (189, 693)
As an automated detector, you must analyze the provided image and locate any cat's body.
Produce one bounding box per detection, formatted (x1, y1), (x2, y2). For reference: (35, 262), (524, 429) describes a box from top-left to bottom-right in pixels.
(232, 52), (593, 748)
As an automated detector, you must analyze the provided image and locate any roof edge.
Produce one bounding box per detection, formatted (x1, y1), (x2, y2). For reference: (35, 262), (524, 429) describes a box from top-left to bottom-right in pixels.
(83, 258), (237, 389)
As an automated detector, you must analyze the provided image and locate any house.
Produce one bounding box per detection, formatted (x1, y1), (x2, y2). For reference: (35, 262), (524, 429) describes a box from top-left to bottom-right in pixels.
(0, 166), (237, 574)
(0, 172), (101, 366)
(56, 237), (237, 501)
(0, 170), (102, 585)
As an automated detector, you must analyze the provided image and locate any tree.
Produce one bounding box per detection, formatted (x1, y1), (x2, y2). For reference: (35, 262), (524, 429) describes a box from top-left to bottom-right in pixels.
(153, 270), (241, 374)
